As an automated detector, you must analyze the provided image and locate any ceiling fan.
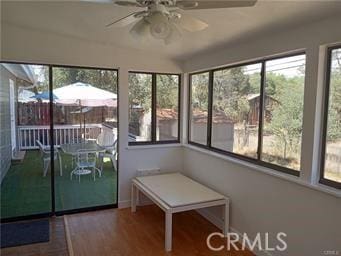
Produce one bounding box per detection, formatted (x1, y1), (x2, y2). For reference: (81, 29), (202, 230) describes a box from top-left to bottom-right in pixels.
(91, 0), (257, 44)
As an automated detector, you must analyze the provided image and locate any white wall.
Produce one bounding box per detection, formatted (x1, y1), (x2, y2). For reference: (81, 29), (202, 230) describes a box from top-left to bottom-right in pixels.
(183, 148), (340, 256)
(181, 15), (341, 256)
(0, 66), (14, 181)
(1, 22), (184, 206)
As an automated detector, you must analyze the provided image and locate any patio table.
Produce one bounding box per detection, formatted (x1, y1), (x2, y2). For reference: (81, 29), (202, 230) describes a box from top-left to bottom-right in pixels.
(60, 142), (106, 178)
(60, 142), (106, 155)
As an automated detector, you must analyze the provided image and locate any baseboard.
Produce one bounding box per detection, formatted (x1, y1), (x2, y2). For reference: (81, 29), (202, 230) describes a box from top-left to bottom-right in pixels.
(118, 200), (130, 209)
(196, 208), (272, 256)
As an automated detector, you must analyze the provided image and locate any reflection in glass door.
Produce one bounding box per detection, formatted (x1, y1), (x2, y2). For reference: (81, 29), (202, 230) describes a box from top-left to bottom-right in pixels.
(52, 66), (118, 212)
(0, 63), (52, 219)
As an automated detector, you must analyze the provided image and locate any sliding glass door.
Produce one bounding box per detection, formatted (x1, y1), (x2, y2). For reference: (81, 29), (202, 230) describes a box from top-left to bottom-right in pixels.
(0, 62), (118, 221)
(52, 66), (118, 212)
(0, 63), (52, 219)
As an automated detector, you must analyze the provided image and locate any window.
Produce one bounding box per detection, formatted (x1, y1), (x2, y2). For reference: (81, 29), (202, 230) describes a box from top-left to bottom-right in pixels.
(128, 73), (152, 142)
(129, 72), (180, 144)
(262, 55), (306, 171)
(189, 72), (210, 146)
(212, 63), (262, 158)
(156, 74), (180, 141)
(320, 46), (341, 189)
(188, 53), (306, 176)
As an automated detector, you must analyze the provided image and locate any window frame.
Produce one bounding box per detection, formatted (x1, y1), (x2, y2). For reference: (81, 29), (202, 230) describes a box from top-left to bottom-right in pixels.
(188, 51), (306, 177)
(128, 71), (181, 146)
(319, 45), (341, 189)
(187, 70), (211, 148)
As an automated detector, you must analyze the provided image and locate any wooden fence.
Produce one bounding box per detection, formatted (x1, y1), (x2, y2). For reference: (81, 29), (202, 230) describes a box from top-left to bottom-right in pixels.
(18, 102), (116, 126)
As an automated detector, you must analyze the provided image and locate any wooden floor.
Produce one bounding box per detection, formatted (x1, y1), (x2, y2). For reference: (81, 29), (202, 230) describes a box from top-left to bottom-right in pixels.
(66, 205), (254, 256)
(1, 217), (68, 256)
(1, 206), (254, 256)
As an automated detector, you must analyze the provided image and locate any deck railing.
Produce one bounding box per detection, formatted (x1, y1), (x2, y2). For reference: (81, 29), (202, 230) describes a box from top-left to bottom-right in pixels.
(18, 124), (102, 150)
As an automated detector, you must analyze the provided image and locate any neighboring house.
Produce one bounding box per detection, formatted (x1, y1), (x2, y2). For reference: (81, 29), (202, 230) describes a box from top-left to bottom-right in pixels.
(138, 108), (179, 141)
(129, 104), (148, 141)
(0, 63), (35, 181)
(247, 93), (278, 125)
(156, 109), (178, 140)
(190, 109), (234, 151)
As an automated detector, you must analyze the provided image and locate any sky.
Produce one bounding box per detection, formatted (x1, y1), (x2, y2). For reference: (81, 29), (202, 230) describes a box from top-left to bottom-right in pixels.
(245, 54), (306, 77)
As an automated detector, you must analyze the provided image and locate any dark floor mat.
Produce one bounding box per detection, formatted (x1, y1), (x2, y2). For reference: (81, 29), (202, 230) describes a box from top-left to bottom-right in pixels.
(0, 219), (50, 248)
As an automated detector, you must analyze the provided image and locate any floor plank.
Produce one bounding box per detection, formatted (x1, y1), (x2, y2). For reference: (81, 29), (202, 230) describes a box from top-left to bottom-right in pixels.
(0, 217), (68, 256)
(66, 205), (254, 256)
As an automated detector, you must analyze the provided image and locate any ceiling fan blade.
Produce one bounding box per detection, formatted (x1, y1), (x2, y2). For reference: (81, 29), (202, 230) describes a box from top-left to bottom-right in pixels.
(130, 19), (150, 40)
(106, 11), (144, 27)
(164, 24), (181, 45)
(174, 12), (208, 32)
(114, 0), (144, 7)
(176, 0), (257, 10)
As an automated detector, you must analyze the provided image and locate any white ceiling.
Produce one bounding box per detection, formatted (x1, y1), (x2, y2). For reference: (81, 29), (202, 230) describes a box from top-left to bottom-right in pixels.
(2, 0), (341, 61)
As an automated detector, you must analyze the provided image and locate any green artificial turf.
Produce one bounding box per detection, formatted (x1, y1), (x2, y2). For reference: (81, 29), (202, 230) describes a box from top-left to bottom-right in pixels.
(0, 150), (117, 219)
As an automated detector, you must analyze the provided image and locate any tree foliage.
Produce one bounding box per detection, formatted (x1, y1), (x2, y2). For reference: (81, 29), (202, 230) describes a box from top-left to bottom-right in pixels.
(266, 75), (304, 158)
(52, 68), (118, 93)
(128, 73), (152, 111)
(191, 73), (209, 110)
(327, 51), (341, 141)
(213, 67), (253, 123)
(156, 75), (179, 109)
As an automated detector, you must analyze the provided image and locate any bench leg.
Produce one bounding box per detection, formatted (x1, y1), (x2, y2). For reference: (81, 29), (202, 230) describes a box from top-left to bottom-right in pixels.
(165, 211), (172, 252)
(223, 199), (230, 237)
(131, 183), (137, 212)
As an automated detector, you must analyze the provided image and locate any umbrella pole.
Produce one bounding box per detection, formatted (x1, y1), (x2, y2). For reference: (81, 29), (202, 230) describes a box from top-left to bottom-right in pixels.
(79, 100), (82, 143)
(84, 113), (86, 142)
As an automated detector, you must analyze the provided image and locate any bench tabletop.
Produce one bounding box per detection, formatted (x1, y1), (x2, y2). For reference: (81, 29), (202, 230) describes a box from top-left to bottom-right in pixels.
(134, 173), (225, 208)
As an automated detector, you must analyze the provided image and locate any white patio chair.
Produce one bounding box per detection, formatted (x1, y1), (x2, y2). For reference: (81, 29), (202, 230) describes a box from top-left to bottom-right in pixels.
(96, 130), (118, 172)
(36, 140), (63, 177)
(70, 149), (101, 182)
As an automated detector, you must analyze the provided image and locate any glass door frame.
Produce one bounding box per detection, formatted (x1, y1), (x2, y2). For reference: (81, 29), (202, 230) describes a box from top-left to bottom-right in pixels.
(0, 61), (119, 222)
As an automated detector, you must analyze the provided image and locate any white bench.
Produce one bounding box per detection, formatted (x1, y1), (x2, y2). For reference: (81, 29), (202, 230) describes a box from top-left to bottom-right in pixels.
(131, 172), (230, 252)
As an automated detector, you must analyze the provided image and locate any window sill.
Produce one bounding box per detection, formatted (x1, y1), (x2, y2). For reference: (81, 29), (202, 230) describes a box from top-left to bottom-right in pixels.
(126, 143), (182, 150)
(183, 144), (341, 198)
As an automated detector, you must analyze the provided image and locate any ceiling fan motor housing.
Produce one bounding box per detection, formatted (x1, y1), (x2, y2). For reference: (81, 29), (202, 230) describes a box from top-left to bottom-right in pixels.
(139, 0), (176, 7)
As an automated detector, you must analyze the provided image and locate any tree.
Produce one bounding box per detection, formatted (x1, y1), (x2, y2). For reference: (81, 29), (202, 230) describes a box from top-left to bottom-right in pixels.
(156, 75), (178, 109)
(191, 73), (209, 110)
(327, 51), (341, 141)
(52, 68), (118, 93)
(267, 75), (304, 159)
(128, 73), (152, 111)
(213, 67), (251, 123)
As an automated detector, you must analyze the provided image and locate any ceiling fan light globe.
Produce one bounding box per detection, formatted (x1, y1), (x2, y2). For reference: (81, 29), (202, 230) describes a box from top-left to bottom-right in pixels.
(146, 12), (172, 39)
(150, 22), (171, 39)
(130, 19), (150, 39)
